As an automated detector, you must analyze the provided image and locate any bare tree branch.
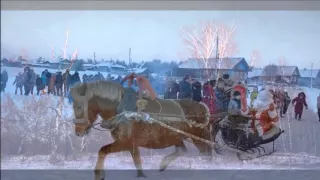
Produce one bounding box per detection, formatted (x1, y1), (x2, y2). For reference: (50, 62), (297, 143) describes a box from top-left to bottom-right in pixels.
(180, 20), (237, 78)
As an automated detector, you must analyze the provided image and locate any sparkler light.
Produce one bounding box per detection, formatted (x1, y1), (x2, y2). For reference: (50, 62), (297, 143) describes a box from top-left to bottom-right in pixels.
(71, 47), (78, 62)
(63, 29), (69, 59)
(51, 44), (55, 60)
(278, 56), (287, 77)
(250, 50), (260, 67)
(180, 20), (237, 78)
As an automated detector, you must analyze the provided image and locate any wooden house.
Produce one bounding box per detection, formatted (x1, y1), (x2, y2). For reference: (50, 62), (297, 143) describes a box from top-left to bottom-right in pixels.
(174, 57), (250, 81)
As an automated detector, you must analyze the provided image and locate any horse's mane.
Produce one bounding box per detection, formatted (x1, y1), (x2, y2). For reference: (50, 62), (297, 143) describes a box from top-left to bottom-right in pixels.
(73, 80), (124, 103)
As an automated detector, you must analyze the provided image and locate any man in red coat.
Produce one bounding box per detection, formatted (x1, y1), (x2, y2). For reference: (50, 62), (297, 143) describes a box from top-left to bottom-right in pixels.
(292, 92), (308, 121)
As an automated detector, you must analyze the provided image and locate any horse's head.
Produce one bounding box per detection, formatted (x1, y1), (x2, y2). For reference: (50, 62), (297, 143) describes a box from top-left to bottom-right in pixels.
(70, 81), (124, 137)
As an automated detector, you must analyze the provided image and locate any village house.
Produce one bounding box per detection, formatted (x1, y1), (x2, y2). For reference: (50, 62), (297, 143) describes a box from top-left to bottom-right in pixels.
(88, 61), (127, 73)
(82, 63), (95, 71)
(126, 67), (151, 76)
(298, 68), (320, 88)
(247, 65), (300, 84)
(260, 66), (300, 84)
(247, 68), (264, 83)
(58, 59), (72, 69)
(173, 57), (250, 81)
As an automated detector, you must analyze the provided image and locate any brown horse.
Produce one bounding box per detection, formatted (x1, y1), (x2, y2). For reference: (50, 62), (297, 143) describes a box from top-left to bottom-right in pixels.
(70, 80), (213, 180)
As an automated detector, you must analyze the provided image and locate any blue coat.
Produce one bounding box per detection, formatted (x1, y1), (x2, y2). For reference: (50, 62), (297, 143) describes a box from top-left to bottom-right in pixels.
(215, 88), (228, 111)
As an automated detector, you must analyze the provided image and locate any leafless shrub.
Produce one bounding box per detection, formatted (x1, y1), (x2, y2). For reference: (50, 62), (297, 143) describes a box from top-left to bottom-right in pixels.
(1, 94), (114, 164)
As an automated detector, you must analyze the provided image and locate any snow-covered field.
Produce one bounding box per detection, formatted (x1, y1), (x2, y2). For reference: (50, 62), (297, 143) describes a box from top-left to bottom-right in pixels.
(1, 66), (320, 180)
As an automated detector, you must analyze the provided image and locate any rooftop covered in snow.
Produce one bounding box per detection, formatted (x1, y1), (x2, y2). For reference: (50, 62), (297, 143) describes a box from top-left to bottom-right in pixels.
(178, 57), (249, 71)
(299, 69), (320, 78)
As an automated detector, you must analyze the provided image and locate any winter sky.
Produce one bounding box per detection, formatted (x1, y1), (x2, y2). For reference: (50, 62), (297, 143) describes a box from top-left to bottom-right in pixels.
(1, 11), (319, 68)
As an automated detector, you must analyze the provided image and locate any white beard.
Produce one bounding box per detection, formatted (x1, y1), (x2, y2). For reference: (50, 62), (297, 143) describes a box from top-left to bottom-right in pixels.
(253, 90), (274, 111)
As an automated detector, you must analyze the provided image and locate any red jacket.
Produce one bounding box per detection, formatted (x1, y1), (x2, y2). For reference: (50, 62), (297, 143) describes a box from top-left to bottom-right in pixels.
(201, 84), (215, 116)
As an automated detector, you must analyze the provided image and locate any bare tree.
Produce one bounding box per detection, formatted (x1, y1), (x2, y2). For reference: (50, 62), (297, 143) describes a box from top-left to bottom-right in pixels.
(278, 56), (287, 77)
(180, 20), (237, 78)
(263, 64), (278, 80)
(1, 95), (75, 164)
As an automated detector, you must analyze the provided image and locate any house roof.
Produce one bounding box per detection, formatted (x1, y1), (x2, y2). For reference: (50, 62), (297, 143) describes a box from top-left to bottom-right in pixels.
(299, 69), (320, 78)
(178, 57), (246, 70)
(126, 67), (148, 74)
(247, 68), (263, 78)
(94, 62), (126, 69)
(261, 66), (300, 76)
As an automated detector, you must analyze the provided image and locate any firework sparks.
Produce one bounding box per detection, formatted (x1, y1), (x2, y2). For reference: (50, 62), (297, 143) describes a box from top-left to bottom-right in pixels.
(278, 56), (287, 76)
(51, 44), (55, 60)
(180, 20), (237, 78)
(250, 50), (260, 67)
(63, 28), (69, 59)
(71, 47), (78, 62)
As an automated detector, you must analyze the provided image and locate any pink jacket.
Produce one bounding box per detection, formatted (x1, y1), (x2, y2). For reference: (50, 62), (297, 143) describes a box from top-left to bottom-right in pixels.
(317, 96), (320, 109)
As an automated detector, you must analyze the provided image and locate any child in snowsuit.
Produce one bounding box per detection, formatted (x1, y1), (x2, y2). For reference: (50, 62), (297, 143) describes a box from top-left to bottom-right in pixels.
(292, 92), (308, 120)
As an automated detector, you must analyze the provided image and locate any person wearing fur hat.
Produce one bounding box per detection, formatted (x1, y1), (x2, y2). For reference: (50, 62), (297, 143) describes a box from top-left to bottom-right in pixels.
(178, 75), (193, 99)
(228, 91), (242, 115)
(222, 73), (234, 88)
(227, 91), (251, 129)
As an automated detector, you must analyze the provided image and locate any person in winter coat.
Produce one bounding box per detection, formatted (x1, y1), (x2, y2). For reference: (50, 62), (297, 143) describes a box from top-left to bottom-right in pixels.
(45, 70), (52, 87)
(215, 79), (228, 113)
(62, 69), (72, 95)
(82, 74), (88, 83)
(283, 92), (291, 115)
(178, 75), (193, 99)
(48, 73), (56, 95)
(71, 71), (81, 86)
(55, 71), (63, 96)
(164, 78), (179, 99)
(292, 92), (308, 120)
(41, 71), (48, 88)
(23, 67), (33, 95)
(275, 88), (285, 117)
(1, 69), (8, 92)
(29, 69), (37, 95)
(13, 72), (24, 95)
(317, 93), (320, 122)
(192, 80), (202, 102)
(35, 74), (45, 95)
(250, 87), (258, 107)
(202, 80), (216, 115)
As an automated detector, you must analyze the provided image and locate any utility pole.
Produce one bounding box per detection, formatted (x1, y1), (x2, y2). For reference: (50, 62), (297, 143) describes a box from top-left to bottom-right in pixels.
(215, 34), (219, 81)
(311, 62), (313, 88)
(93, 52), (96, 63)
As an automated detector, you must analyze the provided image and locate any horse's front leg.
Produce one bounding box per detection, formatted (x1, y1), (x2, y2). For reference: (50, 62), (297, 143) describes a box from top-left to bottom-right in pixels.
(129, 147), (146, 178)
(94, 140), (128, 180)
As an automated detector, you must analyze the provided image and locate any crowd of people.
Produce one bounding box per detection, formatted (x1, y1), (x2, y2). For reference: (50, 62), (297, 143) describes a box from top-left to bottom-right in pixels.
(2, 67), (128, 97)
(163, 73), (318, 122)
(1, 67), (319, 121)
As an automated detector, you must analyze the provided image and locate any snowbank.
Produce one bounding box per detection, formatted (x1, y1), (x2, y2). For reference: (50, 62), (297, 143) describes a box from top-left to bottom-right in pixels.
(301, 87), (320, 113)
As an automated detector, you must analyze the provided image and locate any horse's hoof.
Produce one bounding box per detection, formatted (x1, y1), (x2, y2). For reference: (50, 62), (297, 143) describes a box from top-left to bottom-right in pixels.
(137, 172), (147, 178)
(159, 164), (169, 172)
(137, 174), (147, 178)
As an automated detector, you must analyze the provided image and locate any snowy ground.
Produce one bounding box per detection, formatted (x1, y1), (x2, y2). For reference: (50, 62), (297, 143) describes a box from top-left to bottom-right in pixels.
(1, 66), (320, 180)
